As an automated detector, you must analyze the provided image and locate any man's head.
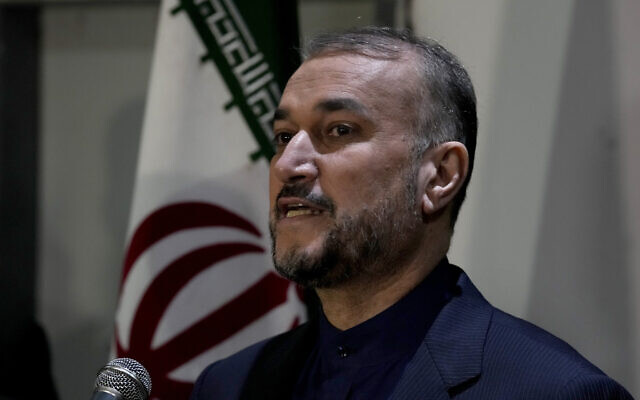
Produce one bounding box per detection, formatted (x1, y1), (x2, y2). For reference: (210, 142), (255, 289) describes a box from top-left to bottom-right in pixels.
(269, 27), (477, 289)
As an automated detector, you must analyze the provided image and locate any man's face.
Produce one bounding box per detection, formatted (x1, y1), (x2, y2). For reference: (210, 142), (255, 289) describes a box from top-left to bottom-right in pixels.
(269, 53), (424, 288)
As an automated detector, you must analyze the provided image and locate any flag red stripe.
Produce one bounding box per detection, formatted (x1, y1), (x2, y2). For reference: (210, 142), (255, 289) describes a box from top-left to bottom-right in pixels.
(121, 202), (262, 286)
(150, 271), (290, 369)
(128, 242), (264, 355)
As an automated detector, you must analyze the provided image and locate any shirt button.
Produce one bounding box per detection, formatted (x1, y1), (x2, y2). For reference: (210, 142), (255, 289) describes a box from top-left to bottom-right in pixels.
(337, 345), (349, 358)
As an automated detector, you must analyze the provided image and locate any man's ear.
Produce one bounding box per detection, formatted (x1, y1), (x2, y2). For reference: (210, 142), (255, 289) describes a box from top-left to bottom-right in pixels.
(419, 142), (469, 216)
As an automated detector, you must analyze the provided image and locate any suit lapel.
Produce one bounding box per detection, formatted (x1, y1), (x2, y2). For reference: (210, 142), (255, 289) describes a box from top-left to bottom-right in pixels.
(390, 267), (494, 398)
(388, 340), (451, 400)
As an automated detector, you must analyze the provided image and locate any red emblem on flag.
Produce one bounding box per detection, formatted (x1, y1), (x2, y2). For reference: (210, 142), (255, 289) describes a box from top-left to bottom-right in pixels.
(115, 202), (300, 398)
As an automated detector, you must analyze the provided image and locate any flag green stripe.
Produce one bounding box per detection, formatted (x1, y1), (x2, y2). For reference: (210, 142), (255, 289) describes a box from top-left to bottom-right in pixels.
(172, 0), (300, 162)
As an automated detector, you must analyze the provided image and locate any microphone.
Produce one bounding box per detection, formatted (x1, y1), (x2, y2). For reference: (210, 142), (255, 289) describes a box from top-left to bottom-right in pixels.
(91, 358), (152, 400)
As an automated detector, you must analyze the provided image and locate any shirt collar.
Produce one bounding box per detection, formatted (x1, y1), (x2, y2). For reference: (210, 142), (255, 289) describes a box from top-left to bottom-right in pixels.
(316, 258), (453, 367)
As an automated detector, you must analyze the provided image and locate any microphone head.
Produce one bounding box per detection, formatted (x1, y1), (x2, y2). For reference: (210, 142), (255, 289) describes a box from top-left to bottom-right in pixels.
(95, 358), (152, 400)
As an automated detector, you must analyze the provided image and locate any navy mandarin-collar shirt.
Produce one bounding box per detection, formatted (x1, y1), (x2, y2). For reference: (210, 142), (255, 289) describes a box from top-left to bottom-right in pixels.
(292, 259), (454, 400)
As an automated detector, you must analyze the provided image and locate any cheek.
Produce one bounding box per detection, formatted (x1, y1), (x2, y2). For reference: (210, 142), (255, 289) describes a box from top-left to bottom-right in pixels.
(320, 154), (401, 205)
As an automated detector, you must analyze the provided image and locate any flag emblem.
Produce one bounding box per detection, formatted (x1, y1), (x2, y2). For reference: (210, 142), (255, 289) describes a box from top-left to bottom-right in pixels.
(115, 202), (302, 398)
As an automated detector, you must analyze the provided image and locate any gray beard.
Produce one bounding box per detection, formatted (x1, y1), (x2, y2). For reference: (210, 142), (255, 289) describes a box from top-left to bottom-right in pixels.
(270, 164), (421, 288)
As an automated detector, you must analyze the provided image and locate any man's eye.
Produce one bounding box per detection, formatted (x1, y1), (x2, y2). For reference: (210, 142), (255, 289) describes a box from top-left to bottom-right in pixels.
(328, 124), (353, 137)
(273, 132), (293, 146)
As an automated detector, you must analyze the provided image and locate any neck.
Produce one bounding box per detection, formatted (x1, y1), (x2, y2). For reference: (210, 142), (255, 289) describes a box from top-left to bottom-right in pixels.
(316, 234), (449, 330)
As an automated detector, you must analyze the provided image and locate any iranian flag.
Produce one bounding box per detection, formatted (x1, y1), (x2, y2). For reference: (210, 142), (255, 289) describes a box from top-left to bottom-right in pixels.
(113, 0), (305, 398)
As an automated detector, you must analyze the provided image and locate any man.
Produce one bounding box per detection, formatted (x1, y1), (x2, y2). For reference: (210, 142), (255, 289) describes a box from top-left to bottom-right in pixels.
(190, 27), (632, 399)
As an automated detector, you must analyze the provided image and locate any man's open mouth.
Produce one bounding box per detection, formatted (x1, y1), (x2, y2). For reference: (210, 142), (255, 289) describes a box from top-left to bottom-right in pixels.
(277, 197), (328, 219)
(285, 203), (324, 218)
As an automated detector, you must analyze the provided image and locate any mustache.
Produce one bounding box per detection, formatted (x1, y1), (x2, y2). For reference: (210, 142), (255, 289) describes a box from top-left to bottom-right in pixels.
(275, 184), (336, 216)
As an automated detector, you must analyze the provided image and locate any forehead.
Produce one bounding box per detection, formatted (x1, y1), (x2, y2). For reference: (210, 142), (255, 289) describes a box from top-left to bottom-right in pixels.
(279, 53), (417, 114)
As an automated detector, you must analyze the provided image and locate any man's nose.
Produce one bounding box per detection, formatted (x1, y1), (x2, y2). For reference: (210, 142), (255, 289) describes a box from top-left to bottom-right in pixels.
(271, 130), (318, 184)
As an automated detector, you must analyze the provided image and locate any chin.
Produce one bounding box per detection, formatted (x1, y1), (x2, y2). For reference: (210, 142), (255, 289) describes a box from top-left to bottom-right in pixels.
(269, 218), (352, 288)
(272, 238), (353, 289)
(273, 225), (328, 257)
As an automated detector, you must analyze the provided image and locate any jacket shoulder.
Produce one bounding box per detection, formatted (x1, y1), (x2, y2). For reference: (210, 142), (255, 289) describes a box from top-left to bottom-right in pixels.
(474, 309), (632, 399)
(427, 265), (631, 398)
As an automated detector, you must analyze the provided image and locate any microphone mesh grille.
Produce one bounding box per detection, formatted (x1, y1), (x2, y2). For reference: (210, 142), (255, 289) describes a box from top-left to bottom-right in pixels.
(95, 358), (152, 400)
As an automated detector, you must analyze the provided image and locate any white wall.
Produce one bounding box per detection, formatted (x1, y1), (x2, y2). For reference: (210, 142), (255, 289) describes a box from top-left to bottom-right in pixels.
(615, 0), (640, 394)
(414, 0), (637, 394)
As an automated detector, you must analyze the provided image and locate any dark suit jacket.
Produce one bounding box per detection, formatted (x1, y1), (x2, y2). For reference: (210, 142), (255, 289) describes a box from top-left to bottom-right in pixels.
(190, 266), (632, 399)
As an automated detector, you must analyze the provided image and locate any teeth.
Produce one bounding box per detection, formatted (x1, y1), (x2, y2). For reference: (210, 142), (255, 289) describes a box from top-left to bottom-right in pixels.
(287, 209), (312, 217)
(285, 209), (323, 218)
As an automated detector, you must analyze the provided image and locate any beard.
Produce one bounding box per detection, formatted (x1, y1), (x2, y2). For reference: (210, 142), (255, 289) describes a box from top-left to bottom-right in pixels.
(269, 162), (422, 288)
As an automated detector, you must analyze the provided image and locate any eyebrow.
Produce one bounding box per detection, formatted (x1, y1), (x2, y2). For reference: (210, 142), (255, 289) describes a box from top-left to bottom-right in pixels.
(314, 98), (370, 117)
(272, 97), (370, 124)
(273, 108), (289, 122)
